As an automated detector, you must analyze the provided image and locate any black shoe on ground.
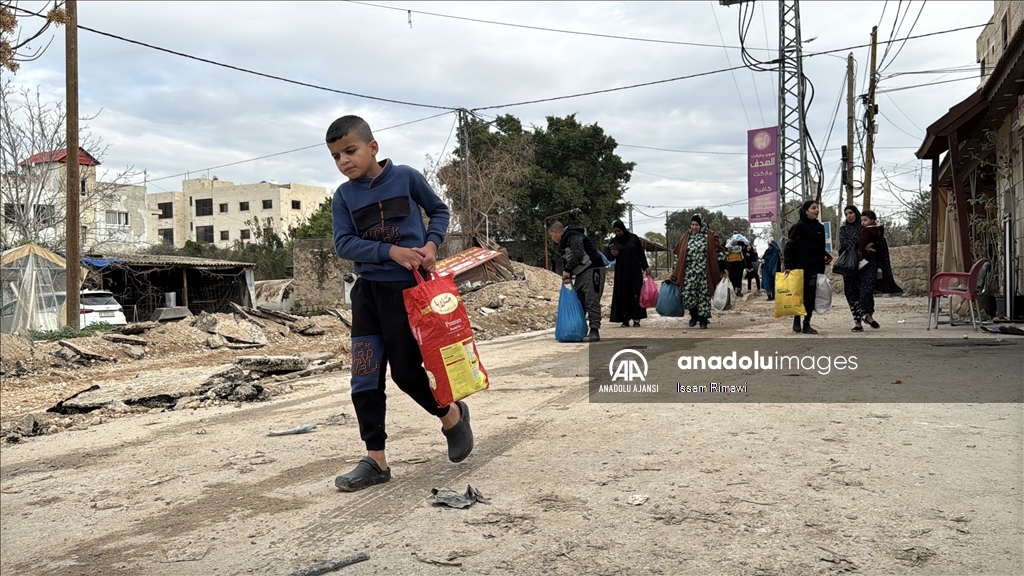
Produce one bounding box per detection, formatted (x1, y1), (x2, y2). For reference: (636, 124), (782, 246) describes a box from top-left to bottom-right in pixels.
(699, 317), (708, 329)
(442, 401), (473, 463)
(802, 323), (819, 335)
(335, 456), (391, 492)
(632, 320), (641, 327)
(583, 329), (600, 342)
(793, 317), (802, 333)
(688, 313), (698, 327)
(620, 321), (630, 327)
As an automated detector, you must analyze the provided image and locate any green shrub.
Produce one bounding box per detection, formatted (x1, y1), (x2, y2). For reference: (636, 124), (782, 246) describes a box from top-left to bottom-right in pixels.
(29, 322), (118, 341)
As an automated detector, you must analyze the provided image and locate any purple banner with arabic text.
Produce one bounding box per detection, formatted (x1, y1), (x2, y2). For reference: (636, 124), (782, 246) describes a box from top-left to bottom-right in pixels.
(747, 127), (778, 223)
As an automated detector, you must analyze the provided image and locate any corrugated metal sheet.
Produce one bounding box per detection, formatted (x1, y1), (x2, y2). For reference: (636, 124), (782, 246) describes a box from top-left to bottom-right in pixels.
(87, 254), (255, 268)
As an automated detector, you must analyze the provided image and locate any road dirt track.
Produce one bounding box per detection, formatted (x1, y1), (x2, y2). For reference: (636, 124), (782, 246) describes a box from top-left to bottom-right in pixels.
(1, 299), (1023, 575)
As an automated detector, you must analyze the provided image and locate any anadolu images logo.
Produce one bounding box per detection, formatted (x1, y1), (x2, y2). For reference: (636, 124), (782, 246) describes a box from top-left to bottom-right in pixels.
(609, 349), (648, 382)
(430, 292), (459, 315)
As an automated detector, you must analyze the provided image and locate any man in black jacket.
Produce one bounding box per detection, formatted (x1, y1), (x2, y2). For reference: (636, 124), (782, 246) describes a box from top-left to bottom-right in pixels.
(549, 221), (606, 342)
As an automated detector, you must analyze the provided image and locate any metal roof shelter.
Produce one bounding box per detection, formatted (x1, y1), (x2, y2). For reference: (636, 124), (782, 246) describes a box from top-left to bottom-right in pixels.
(83, 254), (256, 322)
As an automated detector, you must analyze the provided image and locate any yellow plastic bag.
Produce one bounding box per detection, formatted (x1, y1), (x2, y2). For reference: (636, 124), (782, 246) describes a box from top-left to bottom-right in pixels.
(773, 270), (807, 318)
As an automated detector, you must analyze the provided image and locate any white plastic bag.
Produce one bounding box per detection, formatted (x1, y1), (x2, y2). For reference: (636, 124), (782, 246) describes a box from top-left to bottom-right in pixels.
(814, 274), (832, 314)
(712, 277), (733, 311)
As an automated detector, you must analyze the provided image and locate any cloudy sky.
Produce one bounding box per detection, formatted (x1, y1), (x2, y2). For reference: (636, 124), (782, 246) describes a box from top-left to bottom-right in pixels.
(7, 1), (989, 242)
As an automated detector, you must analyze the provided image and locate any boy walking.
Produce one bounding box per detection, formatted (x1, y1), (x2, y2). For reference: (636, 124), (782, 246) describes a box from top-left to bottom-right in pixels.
(548, 221), (606, 342)
(328, 115), (473, 491)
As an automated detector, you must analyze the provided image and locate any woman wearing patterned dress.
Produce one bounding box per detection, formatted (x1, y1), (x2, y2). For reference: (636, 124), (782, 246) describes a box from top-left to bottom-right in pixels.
(669, 214), (724, 329)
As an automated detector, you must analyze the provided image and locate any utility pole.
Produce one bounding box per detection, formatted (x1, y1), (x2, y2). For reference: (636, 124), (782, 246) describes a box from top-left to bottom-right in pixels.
(845, 52), (855, 207)
(776, 0), (810, 240)
(65, 0), (80, 331)
(458, 109), (473, 240)
(627, 202), (633, 231)
(863, 26), (878, 211)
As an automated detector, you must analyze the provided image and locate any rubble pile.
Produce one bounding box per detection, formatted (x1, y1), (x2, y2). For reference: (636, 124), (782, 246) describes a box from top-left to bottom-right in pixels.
(2, 352), (344, 442)
(460, 262), (563, 340)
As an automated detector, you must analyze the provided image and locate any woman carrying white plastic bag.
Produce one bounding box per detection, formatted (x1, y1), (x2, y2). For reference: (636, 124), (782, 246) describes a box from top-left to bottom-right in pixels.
(814, 274), (832, 314)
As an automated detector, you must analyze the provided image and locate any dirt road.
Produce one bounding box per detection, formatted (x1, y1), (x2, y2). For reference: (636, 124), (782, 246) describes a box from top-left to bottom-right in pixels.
(1, 297), (1022, 575)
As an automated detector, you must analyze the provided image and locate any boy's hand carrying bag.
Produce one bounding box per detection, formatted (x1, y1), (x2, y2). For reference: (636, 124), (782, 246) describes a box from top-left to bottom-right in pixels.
(403, 270), (490, 407)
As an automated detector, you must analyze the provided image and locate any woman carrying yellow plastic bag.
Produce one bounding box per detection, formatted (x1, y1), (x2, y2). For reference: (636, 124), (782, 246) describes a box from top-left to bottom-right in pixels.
(773, 269), (806, 318)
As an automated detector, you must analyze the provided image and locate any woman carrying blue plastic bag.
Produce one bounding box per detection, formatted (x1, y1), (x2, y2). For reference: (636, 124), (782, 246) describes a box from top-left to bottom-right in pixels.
(555, 280), (588, 342)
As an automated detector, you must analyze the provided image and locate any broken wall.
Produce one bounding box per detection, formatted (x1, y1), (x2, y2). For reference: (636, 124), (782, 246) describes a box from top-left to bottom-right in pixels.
(292, 237), (352, 312)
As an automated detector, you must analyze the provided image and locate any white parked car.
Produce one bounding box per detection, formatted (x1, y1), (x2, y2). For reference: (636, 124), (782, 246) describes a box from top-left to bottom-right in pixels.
(79, 290), (128, 328)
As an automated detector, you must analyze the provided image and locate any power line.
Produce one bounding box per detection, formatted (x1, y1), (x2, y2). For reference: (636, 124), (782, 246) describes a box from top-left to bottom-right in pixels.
(634, 168), (746, 183)
(876, 75), (978, 93)
(470, 63), (750, 111)
(345, 0), (773, 52)
(145, 111), (454, 183)
(879, 1), (927, 73)
(804, 23), (990, 59)
(619, 144), (746, 155)
(10, 4), (457, 110)
(709, 0), (753, 128)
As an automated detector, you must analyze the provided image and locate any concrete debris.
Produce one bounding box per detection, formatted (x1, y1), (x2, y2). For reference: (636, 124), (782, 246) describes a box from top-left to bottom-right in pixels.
(235, 356), (309, 373)
(174, 396), (202, 411)
(270, 360), (345, 384)
(120, 345), (146, 360)
(101, 333), (148, 346)
(228, 384), (259, 402)
(206, 334), (227, 349)
(225, 343), (266, 350)
(14, 360), (31, 376)
(54, 347), (79, 363)
(209, 365), (246, 382)
(57, 340), (114, 362)
(479, 307), (497, 315)
(191, 311), (219, 333)
(327, 308), (353, 327)
(119, 321), (160, 335)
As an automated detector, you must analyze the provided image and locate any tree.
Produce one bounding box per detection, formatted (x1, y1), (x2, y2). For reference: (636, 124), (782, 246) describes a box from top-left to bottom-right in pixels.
(426, 114), (532, 244)
(1, 1), (68, 73)
(292, 197), (334, 238)
(0, 81), (141, 252)
(232, 216), (292, 280)
(665, 207), (751, 251)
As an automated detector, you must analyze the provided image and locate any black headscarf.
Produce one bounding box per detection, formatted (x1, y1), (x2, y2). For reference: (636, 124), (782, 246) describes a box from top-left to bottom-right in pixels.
(612, 219), (631, 246)
(842, 204), (861, 226)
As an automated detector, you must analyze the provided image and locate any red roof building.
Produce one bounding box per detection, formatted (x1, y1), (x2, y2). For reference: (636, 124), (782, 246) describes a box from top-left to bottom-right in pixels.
(18, 149), (101, 167)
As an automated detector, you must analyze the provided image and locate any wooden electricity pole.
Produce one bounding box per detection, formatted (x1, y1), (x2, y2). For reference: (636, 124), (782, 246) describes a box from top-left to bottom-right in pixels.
(845, 52), (855, 207)
(863, 26), (878, 212)
(65, 0), (80, 330)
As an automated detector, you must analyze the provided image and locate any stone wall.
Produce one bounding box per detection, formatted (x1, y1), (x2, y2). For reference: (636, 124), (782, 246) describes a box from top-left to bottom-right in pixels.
(828, 243), (933, 297)
(291, 237), (352, 312)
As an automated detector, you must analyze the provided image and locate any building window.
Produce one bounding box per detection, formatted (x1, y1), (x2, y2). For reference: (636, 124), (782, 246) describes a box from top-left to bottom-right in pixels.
(219, 203), (229, 213)
(190, 222), (194, 231)
(3, 203), (25, 224)
(105, 210), (129, 226)
(262, 199), (273, 209)
(34, 204), (56, 226)
(157, 202), (173, 219)
(239, 201), (250, 211)
(81, 178), (87, 195)
(291, 200), (301, 210)
(981, 59), (986, 79)
(195, 198), (213, 216)
(189, 196), (193, 206)
(220, 230), (230, 241)
(240, 229), (251, 240)
(1002, 13), (1009, 49)
(157, 228), (174, 244)
(196, 225), (214, 243)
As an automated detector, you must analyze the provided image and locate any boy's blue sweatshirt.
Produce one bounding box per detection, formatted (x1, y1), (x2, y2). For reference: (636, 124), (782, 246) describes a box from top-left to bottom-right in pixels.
(332, 159), (450, 282)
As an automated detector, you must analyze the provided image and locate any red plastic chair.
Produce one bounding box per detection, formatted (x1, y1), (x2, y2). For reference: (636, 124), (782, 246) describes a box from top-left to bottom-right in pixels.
(927, 258), (990, 331)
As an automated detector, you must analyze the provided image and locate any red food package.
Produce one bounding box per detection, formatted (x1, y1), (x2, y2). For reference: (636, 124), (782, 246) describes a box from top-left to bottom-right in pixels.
(403, 270), (490, 407)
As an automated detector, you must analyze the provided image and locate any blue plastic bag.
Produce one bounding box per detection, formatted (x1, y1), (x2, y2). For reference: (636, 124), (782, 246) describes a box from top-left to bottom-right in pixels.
(555, 282), (588, 342)
(655, 280), (684, 317)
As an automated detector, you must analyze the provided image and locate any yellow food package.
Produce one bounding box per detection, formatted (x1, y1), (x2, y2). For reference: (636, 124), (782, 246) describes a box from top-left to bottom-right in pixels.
(773, 270), (807, 318)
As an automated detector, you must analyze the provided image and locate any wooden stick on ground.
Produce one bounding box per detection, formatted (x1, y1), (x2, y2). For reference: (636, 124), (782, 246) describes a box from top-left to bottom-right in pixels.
(286, 552), (369, 576)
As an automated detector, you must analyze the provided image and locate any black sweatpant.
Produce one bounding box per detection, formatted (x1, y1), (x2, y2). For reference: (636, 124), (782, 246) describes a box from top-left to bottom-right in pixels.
(350, 277), (450, 451)
(795, 271), (817, 323)
(746, 270), (760, 291)
(728, 260), (745, 291)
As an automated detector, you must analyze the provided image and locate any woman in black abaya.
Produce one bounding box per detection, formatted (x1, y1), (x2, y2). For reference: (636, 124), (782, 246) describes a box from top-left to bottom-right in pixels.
(605, 220), (650, 327)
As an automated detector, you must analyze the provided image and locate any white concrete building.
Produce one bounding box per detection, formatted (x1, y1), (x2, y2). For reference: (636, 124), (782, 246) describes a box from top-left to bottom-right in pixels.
(147, 177), (330, 249)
